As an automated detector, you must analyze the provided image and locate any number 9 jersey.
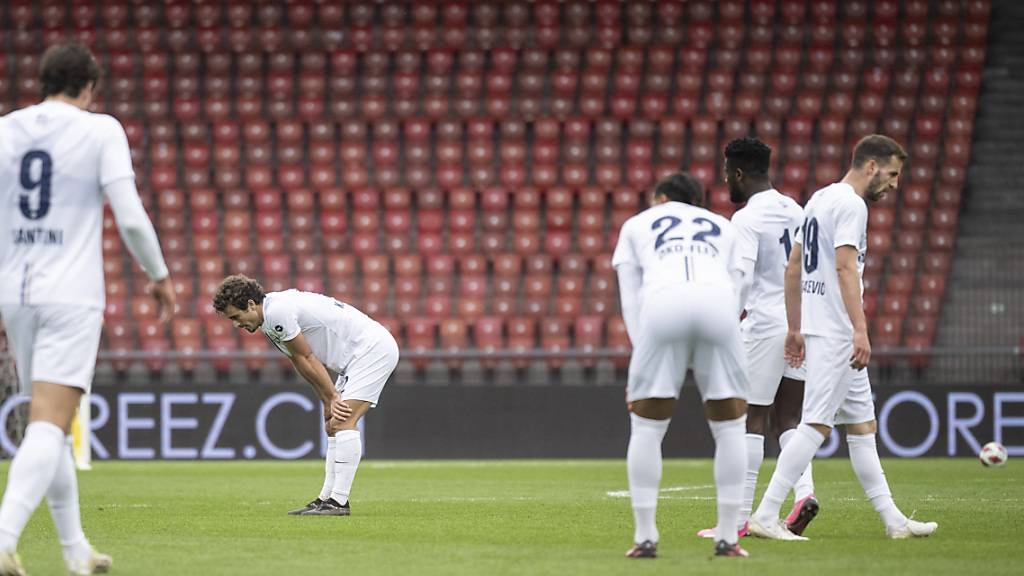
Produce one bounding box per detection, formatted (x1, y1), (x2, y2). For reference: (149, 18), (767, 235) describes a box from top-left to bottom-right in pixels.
(612, 201), (739, 297)
(0, 101), (135, 308)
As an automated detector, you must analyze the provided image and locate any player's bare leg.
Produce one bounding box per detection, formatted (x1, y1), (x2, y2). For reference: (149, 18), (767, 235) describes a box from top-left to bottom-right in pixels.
(705, 398), (749, 557)
(844, 421), (937, 538)
(303, 400), (372, 516)
(0, 382), (111, 575)
(624, 397), (674, 558)
(774, 378), (818, 535)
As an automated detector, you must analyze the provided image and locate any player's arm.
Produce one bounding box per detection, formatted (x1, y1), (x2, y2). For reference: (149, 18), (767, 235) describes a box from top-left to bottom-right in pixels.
(783, 239), (805, 367)
(615, 264), (642, 345)
(282, 333), (352, 421)
(100, 116), (175, 323)
(104, 178), (175, 323)
(729, 213), (758, 317)
(836, 245), (870, 370)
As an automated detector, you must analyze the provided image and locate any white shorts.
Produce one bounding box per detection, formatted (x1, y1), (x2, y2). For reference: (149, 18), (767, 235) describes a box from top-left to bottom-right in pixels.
(626, 285), (749, 403)
(335, 331), (400, 408)
(802, 335), (876, 427)
(1, 304), (103, 394)
(744, 334), (807, 406)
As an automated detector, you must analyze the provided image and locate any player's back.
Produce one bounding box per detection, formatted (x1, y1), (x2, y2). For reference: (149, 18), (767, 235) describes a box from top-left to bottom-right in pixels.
(0, 101), (134, 308)
(799, 183), (868, 339)
(731, 190), (804, 338)
(617, 201), (737, 296)
(262, 289), (390, 371)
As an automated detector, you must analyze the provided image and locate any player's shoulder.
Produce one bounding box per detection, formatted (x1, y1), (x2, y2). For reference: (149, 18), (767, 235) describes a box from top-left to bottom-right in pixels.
(263, 289), (296, 310)
(830, 184), (867, 214)
(729, 202), (756, 228)
(694, 204), (733, 228)
(83, 111), (128, 138)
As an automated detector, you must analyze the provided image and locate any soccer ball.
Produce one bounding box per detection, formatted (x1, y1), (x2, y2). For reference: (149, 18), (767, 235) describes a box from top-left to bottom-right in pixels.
(979, 442), (1008, 467)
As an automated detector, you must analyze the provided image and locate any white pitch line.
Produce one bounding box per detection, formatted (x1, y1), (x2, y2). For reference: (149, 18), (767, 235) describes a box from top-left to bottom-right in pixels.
(605, 484), (715, 498)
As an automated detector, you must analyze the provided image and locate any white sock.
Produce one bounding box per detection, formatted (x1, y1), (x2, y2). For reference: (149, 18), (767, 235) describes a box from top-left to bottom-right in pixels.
(740, 433), (765, 530)
(753, 424), (824, 523)
(330, 430), (362, 505)
(847, 433), (907, 529)
(319, 437), (337, 501)
(709, 416), (746, 545)
(779, 428), (816, 501)
(47, 437), (92, 563)
(627, 413), (670, 545)
(0, 421), (66, 552)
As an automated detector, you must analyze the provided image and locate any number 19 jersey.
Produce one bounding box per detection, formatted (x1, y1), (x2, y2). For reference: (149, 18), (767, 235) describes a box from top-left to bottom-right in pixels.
(612, 201), (738, 296)
(0, 100), (135, 308)
(799, 183), (868, 339)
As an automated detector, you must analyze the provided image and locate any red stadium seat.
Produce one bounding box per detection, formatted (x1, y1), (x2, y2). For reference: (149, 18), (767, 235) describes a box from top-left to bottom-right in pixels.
(539, 317), (571, 368)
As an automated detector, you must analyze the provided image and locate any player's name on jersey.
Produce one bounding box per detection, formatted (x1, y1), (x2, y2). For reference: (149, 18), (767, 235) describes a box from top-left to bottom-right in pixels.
(802, 279), (826, 296)
(657, 241), (720, 257)
(12, 227), (64, 246)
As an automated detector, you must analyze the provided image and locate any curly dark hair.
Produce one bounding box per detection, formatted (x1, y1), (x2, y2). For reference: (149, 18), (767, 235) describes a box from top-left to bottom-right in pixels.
(212, 275), (265, 313)
(40, 41), (100, 98)
(653, 172), (705, 207)
(724, 137), (772, 177)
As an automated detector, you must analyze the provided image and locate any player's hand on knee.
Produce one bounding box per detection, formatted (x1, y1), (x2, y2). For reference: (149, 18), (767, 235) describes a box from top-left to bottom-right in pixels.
(148, 276), (177, 324)
(332, 396), (352, 422)
(784, 331), (805, 368)
(851, 330), (871, 370)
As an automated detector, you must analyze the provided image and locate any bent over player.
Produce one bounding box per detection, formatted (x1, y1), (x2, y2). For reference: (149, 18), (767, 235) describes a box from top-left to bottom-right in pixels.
(748, 135), (937, 541)
(213, 275), (399, 516)
(698, 138), (818, 541)
(0, 42), (176, 575)
(614, 173), (751, 559)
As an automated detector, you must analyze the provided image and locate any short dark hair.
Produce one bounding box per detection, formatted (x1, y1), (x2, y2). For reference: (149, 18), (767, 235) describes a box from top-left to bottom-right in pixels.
(851, 134), (907, 169)
(724, 137), (772, 177)
(654, 172), (704, 207)
(40, 41), (100, 98)
(212, 275), (266, 313)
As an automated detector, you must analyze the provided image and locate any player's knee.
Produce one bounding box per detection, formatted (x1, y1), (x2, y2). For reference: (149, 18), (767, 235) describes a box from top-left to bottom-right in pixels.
(845, 420), (877, 435)
(745, 405), (770, 434)
(807, 423), (833, 439)
(704, 397), (747, 422)
(629, 398), (675, 420)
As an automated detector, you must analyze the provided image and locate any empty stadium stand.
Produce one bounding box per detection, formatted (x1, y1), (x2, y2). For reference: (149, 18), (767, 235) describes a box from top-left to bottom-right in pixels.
(0, 0), (990, 379)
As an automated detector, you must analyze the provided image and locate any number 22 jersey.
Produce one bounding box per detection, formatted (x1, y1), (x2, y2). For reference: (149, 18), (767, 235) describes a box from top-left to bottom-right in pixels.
(612, 201), (738, 297)
(0, 100), (135, 308)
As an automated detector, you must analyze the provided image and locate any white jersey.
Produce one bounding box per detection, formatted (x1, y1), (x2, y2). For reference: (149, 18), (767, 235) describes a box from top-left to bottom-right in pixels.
(731, 189), (804, 339)
(261, 289), (392, 374)
(0, 100), (135, 308)
(799, 183), (868, 339)
(612, 201), (737, 296)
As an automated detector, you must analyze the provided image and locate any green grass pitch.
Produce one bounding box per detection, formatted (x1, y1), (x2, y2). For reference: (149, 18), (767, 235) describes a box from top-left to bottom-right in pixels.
(1, 458), (1020, 575)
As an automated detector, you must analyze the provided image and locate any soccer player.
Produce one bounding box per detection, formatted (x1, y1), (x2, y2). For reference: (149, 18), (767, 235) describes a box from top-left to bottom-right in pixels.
(0, 42), (175, 575)
(748, 135), (938, 541)
(212, 275), (399, 517)
(697, 138), (818, 540)
(615, 173), (751, 558)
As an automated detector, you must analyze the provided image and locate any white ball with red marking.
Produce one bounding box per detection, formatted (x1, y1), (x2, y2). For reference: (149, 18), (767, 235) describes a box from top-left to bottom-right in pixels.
(979, 442), (1008, 467)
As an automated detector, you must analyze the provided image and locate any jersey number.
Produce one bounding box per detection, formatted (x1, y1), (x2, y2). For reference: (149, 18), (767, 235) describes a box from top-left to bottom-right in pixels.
(19, 151), (53, 220)
(652, 216), (721, 249)
(802, 217), (819, 273)
(778, 228), (793, 261)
